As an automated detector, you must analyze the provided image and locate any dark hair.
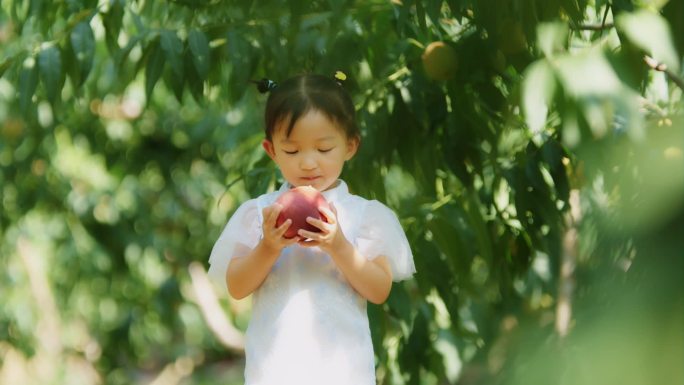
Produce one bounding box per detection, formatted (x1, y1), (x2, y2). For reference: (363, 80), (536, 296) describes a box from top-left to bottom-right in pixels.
(263, 74), (359, 141)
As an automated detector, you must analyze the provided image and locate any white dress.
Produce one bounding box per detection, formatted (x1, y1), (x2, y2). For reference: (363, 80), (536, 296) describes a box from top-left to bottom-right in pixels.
(208, 180), (416, 385)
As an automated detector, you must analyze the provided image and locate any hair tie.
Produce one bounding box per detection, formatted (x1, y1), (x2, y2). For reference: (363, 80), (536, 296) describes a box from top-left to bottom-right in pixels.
(333, 71), (347, 86)
(251, 78), (278, 94)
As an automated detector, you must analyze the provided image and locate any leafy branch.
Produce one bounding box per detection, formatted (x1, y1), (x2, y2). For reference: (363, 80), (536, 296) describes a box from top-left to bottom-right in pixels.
(644, 55), (684, 91)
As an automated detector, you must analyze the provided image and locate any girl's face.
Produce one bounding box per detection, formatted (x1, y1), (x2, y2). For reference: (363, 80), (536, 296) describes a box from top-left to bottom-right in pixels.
(263, 110), (359, 191)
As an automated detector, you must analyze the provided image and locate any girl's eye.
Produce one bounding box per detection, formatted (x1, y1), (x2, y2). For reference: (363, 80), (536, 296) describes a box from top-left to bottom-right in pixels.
(283, 150), (298, 155)
(318, 148), (334, 153)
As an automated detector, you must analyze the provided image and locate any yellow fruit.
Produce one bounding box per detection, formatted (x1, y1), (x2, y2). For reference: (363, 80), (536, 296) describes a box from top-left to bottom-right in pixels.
(422, 41), (458, 81)
(497, 19), (527, 54)
(2, 118), (24, 140)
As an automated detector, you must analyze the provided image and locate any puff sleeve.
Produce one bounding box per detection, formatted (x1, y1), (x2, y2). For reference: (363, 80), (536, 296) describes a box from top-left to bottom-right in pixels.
(207, 199), (262, 288)
(354, 200), (416, 281)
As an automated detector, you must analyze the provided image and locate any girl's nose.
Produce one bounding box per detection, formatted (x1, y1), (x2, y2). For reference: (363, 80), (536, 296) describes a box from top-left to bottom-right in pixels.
(300, 154), (317, 170)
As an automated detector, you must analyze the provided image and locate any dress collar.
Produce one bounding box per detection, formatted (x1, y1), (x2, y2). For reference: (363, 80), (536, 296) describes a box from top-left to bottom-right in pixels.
(277, 180), (349, 202)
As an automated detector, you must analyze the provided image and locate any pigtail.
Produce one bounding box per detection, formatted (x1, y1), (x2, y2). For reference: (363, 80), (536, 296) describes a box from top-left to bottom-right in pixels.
(333, 71), (347, 87)
(251, 78), (278, 94)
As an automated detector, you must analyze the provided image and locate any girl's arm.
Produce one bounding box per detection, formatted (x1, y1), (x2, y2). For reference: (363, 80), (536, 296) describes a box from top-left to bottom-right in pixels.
(298, 205), (394, 304)
(226, 204), (298, 299)
(226, 241), (281, 299)
(328, 242), (393, 304)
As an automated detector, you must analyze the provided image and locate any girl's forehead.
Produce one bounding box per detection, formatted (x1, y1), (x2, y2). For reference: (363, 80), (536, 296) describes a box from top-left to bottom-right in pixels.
(274, 110), (347, 140)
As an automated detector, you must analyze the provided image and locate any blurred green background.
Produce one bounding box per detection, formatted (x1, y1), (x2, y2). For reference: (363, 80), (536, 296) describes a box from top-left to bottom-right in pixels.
(1, 0), (682, 384)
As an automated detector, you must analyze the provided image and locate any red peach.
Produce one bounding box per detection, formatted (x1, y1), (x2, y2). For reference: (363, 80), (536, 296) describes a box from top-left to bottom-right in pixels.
(275, 185), (331, 239)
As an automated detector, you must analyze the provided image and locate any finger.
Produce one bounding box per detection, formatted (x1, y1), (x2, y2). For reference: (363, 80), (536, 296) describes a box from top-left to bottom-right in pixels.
(275, 218), (292, 234)
(266, 204), (283, 225)
(319, 206), (336, 224)
(262, 206), (274, 225)
(305, 216), (329, 232)
(262, 206), (272, 222)
(298, 229), (324, 241)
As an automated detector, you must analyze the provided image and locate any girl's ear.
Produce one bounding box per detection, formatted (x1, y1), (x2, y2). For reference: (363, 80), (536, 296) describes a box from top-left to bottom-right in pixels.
(344, 135), (360, 161)
(262, 139), (276, 160)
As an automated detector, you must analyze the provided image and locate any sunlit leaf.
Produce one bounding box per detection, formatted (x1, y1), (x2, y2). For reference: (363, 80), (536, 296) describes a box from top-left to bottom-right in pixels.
(536, 21), (568, 58)
(556, 49), (620, 96)
(617, 9), (680, 72)
(522, 60), (556, 138)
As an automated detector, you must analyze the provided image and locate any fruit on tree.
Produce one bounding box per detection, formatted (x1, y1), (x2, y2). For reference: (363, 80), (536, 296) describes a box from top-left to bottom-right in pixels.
(422, 41), (458, 81)
(275, 185), (331, 239)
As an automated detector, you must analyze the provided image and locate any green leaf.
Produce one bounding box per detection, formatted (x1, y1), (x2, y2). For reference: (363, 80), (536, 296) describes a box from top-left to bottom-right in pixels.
(70, 21), (96, 87)
(102, 0), (125, 53)
(522, 60), (556, 139)
(145, 41), (165, 101)
(556, 49), (620, 97)
(28, 0), (45, 17)
(424, 0), (442, 29)
(367, 302), (387, 364)
(0, 57), (13, 78)
(399, 307), (431, 383)
(160, 29), (184, 78)
(415, 0), (427, 31)
(188, 29), (210, 80)
(38, 45), (63, 104)
(18, 57), (39, 114)
(536, 21), (568, 58)
(184, 48), (204, 102)
(116, 34), (142, 70)
(617, 9), (680, 73)
(541, 139), (570, 203)
(164, 65), (185, 103)
(559, 0), (583, 23)
(387, 284), (413, 323)
(427, 208), (473, 280)
(461, 190), (494, 264)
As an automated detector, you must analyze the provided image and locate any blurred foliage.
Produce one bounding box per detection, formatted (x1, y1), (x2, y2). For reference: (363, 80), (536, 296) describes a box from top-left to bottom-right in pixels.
(1, 0), (683, 384)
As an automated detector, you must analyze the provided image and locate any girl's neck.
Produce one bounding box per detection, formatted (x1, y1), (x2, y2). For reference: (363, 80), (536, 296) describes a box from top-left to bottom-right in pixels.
(322, 179), (340, 192)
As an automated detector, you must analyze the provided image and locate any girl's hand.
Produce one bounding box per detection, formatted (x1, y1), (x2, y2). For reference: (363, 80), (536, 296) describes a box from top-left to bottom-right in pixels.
(297, 203), (349, 253)
(261, 204), (300, 253)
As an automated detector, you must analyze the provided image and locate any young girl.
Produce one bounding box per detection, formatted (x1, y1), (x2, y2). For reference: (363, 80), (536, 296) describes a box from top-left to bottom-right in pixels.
(208, 73), (415, 385)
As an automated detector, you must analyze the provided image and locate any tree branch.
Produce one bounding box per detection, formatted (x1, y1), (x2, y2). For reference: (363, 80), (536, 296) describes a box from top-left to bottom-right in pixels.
(187, 262), (245, 352)
(599, 4), (612, 37)
(570, 22), (615, 31)
(644, 55), (684, 91)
